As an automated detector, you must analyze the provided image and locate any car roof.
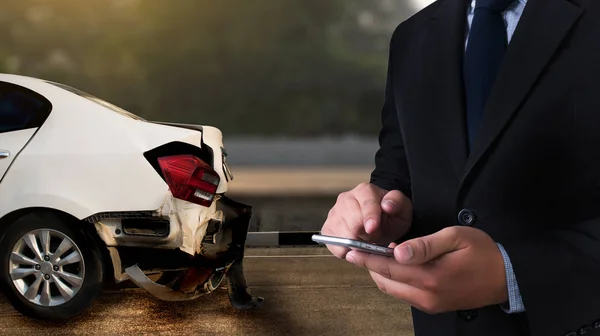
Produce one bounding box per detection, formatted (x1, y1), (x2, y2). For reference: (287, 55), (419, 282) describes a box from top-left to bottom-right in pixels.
(0, 73), (54, 90)
(0, 73), (76, 104)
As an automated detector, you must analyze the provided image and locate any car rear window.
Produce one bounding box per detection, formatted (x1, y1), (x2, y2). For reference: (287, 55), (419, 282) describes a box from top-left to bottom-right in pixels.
(0, 85), (52, 133)
(45, 81), (146, 121)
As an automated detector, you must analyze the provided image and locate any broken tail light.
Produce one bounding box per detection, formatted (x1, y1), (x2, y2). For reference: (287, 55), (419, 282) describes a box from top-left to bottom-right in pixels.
(157, 155), (220, 207)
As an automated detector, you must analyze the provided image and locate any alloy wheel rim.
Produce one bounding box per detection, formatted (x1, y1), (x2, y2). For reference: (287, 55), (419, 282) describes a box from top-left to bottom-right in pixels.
(8, 229), (85, 307)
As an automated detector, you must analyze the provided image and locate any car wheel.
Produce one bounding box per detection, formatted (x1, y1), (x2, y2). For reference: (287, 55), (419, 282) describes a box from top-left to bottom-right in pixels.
(0, 212), (104, 321)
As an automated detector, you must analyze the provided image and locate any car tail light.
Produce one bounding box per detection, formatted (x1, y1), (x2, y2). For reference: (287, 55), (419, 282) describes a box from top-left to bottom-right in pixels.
(157, 155), (220, 207)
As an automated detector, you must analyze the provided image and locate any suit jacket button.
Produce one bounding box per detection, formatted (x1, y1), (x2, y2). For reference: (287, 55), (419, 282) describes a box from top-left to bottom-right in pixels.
(458, 309), (477, 321)
(457, 209), (476, 226)
(579, 325), (591, 334)
(593, 320), (600, 328)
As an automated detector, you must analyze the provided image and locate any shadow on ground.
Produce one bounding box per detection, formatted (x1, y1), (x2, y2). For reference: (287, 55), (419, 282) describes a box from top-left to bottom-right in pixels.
(0, 250), (414, 335)
(0, 288), (305, 336)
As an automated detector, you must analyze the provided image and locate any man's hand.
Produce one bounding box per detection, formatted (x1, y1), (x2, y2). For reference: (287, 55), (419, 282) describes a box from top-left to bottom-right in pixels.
(345, 226), (508, 314)
(321, 182), (413, 259)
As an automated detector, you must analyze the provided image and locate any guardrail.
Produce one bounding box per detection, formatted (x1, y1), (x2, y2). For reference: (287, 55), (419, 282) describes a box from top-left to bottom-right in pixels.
(246, 231), (321, 247)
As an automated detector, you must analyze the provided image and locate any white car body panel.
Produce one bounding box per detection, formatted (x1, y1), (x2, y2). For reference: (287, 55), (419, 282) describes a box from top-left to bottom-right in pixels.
(0, 74), (231, 257)
(0, 128), (37, 180)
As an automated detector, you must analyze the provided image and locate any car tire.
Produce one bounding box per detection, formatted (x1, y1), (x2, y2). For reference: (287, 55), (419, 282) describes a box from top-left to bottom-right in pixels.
(0, 212), (104, 321)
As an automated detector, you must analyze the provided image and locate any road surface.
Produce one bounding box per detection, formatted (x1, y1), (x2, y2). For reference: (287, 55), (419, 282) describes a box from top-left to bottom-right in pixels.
(0, 247), (414, 336)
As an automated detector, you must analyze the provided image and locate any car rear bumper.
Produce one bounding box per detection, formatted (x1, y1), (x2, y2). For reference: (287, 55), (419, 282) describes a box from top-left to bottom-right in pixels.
(90, 193), (247, 256)
(90, 194), (254, 300)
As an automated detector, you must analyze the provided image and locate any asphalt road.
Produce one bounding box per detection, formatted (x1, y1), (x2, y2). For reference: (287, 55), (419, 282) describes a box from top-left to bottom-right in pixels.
(0, 247), (414, 336)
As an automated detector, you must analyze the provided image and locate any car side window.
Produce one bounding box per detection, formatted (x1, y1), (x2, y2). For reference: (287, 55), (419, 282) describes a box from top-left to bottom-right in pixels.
(0, 83), (52, 133)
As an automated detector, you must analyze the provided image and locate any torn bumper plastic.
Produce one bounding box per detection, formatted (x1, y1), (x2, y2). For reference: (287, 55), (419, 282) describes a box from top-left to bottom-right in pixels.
(93, 195), (255, 301)
(124, 264), (226, 301)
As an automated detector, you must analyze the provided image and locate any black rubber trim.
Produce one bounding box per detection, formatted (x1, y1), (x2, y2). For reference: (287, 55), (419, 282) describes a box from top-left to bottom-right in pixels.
(83, 211), (158, 223)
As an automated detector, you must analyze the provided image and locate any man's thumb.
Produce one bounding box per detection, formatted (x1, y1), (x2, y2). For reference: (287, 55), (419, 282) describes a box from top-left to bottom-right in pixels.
(380, 190), (406, 216)
(394, 227), (461, 265)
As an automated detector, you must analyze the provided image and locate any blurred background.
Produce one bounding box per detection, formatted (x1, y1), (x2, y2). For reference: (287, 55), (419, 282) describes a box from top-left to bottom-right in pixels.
(0, 0), (433, 232)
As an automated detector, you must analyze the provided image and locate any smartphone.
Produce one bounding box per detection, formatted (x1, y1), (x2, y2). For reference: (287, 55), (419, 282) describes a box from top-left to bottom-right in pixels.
(312, 234), (395, 257)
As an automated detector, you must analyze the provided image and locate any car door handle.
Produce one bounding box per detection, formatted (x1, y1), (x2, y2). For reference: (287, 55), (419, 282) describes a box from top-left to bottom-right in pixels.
(0, 150), (10, 159)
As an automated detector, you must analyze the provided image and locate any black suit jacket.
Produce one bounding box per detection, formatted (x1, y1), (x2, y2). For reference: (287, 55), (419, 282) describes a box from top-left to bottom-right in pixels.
(369, 0), (600, 335)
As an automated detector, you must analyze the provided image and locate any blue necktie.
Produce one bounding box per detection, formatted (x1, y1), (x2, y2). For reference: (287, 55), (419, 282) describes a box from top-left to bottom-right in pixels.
(464, 0), (514, 149)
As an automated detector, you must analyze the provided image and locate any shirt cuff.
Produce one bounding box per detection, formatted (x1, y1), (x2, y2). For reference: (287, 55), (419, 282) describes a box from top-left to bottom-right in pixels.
(496, 243), (526, 314)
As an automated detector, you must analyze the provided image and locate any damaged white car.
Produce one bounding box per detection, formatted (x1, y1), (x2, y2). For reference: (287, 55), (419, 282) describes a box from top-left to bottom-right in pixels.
(0, 74), (263, 321)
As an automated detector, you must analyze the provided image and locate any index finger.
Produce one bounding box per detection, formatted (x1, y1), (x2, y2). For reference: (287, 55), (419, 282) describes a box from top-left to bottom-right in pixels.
(354, 190), (382, 237)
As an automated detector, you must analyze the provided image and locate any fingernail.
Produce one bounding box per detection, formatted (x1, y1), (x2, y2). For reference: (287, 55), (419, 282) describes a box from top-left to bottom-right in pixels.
(397, 245), (413, 262)
(382, 200), (396, 210)
(365, 219), (375, 231)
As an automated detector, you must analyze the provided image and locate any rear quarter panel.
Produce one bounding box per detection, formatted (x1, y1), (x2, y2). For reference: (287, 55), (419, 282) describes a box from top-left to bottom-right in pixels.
(0, 81), (204, 220)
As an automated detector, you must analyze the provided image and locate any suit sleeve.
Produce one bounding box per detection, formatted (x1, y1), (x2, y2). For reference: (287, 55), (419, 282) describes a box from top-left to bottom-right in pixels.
(369, 29), (412, 200)
(500, 219), (600, 335)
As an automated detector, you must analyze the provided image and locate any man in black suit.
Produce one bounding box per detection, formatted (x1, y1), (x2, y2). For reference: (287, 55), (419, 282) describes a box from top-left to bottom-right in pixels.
(321, 0), (600, 335)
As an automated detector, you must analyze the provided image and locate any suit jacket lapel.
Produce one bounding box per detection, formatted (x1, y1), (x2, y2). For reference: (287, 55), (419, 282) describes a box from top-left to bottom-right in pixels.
(460, 0), (583, 189)
(421, 0), (470, 181)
